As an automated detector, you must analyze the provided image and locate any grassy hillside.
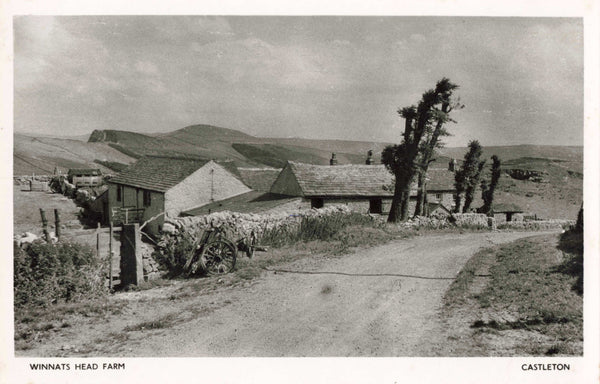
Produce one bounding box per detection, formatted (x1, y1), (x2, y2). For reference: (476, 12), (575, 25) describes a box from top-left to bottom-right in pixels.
(14, 124), (583, 219)
(14, 134), (137, 175)
(231, 143), (365, 167)
(439, 145), (582, 165)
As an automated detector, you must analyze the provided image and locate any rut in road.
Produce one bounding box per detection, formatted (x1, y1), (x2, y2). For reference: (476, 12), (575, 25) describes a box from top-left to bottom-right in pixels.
(102, 230), (553, 357)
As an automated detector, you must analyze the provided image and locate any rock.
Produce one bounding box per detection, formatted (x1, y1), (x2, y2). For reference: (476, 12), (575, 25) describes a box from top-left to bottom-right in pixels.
(162, 223), (176, 234)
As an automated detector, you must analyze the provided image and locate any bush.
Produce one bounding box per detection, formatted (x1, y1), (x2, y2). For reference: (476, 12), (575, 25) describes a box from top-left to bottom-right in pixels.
(14, 241), (107, 308)
(152, 231), (198, 277)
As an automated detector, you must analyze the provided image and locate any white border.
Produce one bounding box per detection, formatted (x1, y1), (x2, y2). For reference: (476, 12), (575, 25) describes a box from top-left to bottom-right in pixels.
(1, 1), (598, 383)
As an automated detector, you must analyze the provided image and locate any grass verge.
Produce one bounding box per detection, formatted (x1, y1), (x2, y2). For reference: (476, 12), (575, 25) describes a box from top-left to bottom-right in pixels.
(442, 232), (582, 356)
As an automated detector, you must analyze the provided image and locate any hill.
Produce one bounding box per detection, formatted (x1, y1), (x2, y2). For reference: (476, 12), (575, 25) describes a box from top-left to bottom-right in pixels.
(14, 134), (137, 175)
(13, 124), (583, 219)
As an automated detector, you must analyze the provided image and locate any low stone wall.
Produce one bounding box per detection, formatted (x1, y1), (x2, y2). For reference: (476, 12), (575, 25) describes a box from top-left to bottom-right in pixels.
(498, 219), (574, 231)
(14, 175), (52, 186)
(397, 213), (490, 230)
(164, 205), (354, 242)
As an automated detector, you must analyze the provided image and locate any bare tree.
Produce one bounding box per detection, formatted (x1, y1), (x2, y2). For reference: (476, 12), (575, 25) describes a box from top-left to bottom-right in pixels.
(479, 155), (501, 215)
(382, 78), (461, 222)
(454, 140), (485, 213)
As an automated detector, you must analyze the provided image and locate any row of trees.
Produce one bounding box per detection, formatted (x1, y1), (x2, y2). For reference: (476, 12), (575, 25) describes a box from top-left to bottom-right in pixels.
(453, 140), (502, 214)
(382, 78), (501, 222)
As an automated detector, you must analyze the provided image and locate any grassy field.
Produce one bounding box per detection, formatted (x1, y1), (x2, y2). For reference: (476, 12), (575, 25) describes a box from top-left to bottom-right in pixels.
(13, 186), (81, 235)
(440, 231), (583, 356)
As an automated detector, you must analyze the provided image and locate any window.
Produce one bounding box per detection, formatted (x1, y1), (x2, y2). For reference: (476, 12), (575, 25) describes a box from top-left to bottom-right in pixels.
(435, 193), (443, 201)
(116, 185), (122, 202)
(143, 190), (152, 207)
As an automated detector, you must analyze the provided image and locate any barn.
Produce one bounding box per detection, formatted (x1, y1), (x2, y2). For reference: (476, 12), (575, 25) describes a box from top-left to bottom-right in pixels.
(107, 156), (251, 235)
(67, 168), (103, 187)
(269, 161), (456, 214)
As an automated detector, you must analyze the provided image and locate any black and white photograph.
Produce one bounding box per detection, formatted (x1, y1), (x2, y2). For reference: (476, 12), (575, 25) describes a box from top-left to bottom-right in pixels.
(2, 1), (598, 383)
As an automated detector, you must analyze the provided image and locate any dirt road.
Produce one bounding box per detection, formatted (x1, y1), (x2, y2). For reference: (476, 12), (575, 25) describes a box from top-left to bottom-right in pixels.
(20, 230), (559, 357)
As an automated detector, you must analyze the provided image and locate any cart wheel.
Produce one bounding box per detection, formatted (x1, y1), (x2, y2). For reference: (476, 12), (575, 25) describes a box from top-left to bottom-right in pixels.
(200, 238), (237, 275)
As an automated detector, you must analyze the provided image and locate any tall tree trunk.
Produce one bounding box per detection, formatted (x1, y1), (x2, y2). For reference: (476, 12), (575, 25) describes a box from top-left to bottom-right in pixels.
(463, 186), (474, 213)
(388, 172), (413, 222)
(454, 192), (462, 213)
(414, 172), (426, 217)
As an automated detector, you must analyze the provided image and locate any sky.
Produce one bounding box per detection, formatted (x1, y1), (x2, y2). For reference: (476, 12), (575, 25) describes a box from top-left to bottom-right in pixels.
(13, 16), (583, 147)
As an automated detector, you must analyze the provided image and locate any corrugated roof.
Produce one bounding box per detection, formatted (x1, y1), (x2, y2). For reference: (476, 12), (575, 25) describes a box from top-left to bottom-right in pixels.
(279, 162), (456, 198)
(109, 156), (210, 192)
(68, 168), (102, 176)
(182, 191), (301, 216)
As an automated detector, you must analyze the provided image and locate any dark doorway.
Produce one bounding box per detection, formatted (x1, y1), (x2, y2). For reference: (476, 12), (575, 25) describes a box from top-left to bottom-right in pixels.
(311, 198), (324, 209)
(369, 199), (382, 214)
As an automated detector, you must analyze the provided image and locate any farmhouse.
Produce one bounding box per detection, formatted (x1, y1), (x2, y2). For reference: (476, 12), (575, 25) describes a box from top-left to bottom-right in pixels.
(107, 156), (251, 235)
(269, 160), (456, 214)
(67, 168), (103, 187)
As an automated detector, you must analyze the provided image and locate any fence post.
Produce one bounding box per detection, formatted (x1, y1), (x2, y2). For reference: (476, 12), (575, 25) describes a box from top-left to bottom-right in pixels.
(39, 208), (50, 242)
(109, 221), (114, 290)
(96, 222), (101, 258)
(54, 209), (61, 241)
(120, 223), (144, 287)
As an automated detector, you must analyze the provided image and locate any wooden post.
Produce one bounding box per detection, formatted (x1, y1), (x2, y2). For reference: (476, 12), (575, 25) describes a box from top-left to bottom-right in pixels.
(39, 208), (50, 242)
(109, 221), (114, 290)
(96, 222), (101, 258)
(54, 209), (61, 241)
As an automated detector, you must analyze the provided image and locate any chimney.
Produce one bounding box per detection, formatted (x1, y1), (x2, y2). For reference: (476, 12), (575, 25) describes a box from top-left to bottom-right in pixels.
(449, 158), (457, 172)
(329, 153), (338, 166)
(365, 150), (374, 165)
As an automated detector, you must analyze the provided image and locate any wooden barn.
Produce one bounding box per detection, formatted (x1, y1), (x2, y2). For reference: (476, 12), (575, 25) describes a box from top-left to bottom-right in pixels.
(67, 168), (103, 187)
(269, 161), (456, 214)
(107, 156), (251, 235)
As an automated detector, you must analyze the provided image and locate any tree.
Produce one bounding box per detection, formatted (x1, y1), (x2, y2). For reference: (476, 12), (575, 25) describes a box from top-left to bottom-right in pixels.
(382, 78), (461, 222)
(454, 140), (485, 213)
(479, 155), (501, 215)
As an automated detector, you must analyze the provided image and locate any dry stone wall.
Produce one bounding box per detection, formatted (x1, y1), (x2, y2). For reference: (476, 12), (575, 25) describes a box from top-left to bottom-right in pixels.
(164, 205), (354, 242)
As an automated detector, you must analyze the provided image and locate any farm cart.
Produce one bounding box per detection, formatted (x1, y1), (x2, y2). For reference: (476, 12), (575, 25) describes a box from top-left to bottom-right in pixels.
(183, 225), (257, 276)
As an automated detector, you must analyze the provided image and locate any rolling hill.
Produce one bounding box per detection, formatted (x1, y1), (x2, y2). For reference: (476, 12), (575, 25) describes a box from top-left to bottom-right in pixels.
(14, 134), (137, 175)
(13, 124), (583, 219)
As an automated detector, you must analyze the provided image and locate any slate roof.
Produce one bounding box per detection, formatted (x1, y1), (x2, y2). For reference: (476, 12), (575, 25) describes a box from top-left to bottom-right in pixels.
(109, 156), (210, 193)
(285, 162), (395, 197)
(278, 162), (457, 198)
(68, 168), (102, 176)
(238, 168), (282, 192)
(424, 168), (456, 191)
(493, 202), (524, 213)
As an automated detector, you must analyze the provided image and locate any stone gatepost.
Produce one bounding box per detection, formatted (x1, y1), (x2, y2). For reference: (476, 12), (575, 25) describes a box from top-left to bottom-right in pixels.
(488, 216), (497, 231)
(120, 223), (144, 286)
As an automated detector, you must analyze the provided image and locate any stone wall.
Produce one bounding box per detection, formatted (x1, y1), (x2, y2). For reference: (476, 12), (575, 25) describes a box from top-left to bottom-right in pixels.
(164, 205), (354, 243)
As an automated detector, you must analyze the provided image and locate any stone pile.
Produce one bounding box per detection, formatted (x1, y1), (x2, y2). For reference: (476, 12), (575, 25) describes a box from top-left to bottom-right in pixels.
(139, 241), (161, 280)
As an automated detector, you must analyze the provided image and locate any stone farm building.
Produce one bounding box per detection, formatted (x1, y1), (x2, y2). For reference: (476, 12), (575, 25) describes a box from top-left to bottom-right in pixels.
(107, 156), (250, 235)
(67, 168), (103, 187)
(269, 161), (456, 214)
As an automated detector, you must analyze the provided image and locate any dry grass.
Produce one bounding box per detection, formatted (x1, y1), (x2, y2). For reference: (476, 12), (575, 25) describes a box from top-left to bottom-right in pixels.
(442, 233), (583, 356)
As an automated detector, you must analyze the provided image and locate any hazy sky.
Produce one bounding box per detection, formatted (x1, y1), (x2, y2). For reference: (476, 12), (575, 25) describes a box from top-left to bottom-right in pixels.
(14, 16), (583, 146)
